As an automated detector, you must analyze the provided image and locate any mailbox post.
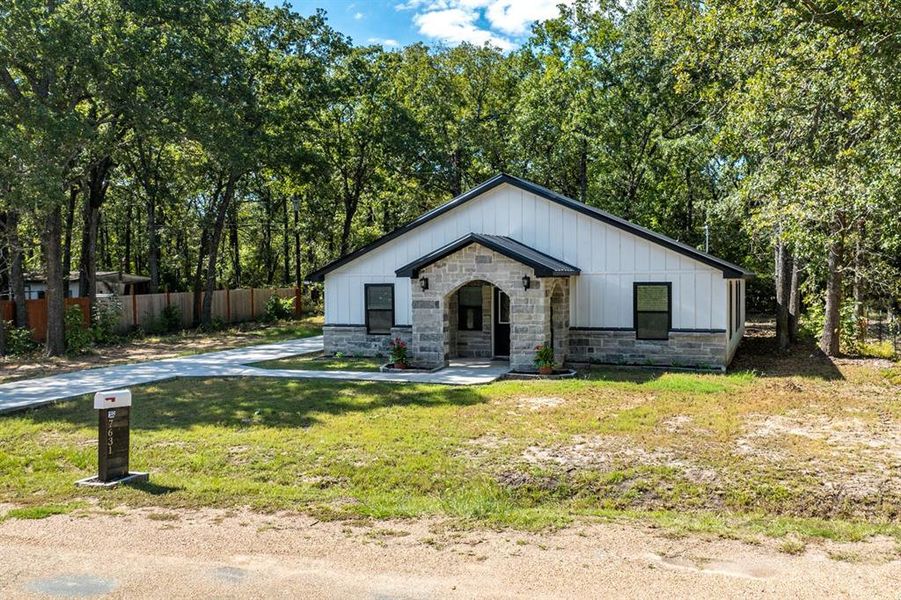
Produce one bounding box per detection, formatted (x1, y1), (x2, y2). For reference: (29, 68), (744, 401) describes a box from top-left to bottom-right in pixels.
(75, 390), (149, 488)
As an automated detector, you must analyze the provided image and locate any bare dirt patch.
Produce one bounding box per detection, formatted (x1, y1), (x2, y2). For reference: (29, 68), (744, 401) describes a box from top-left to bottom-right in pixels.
(516, 396), (565, 411)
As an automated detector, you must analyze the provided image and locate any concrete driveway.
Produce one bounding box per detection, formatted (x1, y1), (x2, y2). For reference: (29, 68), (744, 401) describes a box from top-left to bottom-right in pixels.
(0, 337), (510, 414)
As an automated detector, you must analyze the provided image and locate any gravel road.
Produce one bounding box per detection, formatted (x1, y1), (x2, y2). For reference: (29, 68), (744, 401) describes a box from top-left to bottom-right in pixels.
(1, 508), (898, 599)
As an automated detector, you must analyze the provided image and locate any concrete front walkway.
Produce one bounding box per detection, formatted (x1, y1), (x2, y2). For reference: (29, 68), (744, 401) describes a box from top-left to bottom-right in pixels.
(0, 337), (510, 414)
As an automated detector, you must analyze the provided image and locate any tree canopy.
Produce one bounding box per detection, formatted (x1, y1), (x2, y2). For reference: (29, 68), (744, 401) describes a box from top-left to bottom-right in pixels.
(1, 0), (898, 355)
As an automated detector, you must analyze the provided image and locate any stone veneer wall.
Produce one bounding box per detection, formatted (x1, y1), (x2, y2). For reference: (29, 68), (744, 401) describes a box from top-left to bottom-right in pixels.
(567, 329), (727, 370)
(411, 243), (569, 371)
(323, 325), (412, 356)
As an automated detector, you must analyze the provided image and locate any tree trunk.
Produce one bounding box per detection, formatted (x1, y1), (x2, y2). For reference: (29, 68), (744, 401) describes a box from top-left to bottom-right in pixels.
(775, 239), (791, 350)
(147, 192), (160, 293)
(229, 203), (240, 287)
(820, 221), (844, 356)
(8, 210), (27, 327)
(788, 257), (801, 343)
(853, 223), (865, 341)
(282, 196), (290, 285)
(78, 157), (112, 305)
(192, 227), (209, 327)
(63, 185), (78, 277)
(578, 138), (588, 203)
(44, 205), (66, 356)
(293, 198), (301, 286)
(201, 174), (237, 326)
(123, 203), (132, 274)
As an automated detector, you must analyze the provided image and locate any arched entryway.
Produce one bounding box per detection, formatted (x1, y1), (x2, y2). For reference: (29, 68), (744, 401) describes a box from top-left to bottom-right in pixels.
(407, 240), (575, 370)
(442, 279), (512, 361)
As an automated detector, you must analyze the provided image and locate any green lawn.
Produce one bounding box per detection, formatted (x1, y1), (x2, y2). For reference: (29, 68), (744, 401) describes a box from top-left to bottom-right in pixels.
(2, 348), (899, 544)
(253, 352), (384, 372)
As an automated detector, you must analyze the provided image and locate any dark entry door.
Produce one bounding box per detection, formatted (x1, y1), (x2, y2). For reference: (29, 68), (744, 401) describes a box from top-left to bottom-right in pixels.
(493, 288), (511, 357)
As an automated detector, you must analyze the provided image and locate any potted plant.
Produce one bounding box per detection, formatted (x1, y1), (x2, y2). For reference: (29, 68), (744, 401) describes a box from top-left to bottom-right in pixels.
(388, 337), (408, 369)
(534, 343), (555, 375)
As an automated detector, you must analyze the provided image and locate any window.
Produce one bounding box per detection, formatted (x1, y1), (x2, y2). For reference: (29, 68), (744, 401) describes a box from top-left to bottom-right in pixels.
(728, 282), (734, 338)
(734, 280), (741, 332)
(496, 290), (510, 324)
(634, 282), (671, 340)
(458, 285), (483, 331)
(365, 284), (394, 334)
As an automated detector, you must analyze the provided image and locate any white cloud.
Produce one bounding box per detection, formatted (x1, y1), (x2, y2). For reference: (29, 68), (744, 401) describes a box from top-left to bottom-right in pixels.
(484, 0), (571, 36)
(368, 37), (401, 47)
(413, 7), (515, 50)
(402, 0), (574, 50)
(354, 11), (364, 20)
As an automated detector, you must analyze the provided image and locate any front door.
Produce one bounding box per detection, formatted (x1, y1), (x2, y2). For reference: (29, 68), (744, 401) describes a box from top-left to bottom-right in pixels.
(493, 288), (511, 357)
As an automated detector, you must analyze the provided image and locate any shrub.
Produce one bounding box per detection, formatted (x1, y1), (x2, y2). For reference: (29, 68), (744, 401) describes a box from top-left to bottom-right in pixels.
(65, 305), (93, 354)
(534, 343), (555, 369)
(263, 294), (295, 322)
(4, 323), (36, 356)
(800, 297), (863, 354)
(91, 296), (122, 344)
(159, 304), (182, 333)
(388, 337), (408, 365)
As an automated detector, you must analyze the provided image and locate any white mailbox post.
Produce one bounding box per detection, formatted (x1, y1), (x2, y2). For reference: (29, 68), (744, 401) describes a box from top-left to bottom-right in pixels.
(75, 389), (149, 488)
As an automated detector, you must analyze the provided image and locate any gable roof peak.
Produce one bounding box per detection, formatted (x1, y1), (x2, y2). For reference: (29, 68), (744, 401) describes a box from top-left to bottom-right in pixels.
(307, 174), (753, 281)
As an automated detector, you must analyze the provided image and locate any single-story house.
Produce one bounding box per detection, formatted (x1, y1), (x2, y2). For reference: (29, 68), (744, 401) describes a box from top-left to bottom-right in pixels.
(308, 174), (753, 371)
(21, 271), (152, 300)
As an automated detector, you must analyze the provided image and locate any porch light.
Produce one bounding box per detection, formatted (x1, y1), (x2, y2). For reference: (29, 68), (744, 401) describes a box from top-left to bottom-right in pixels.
(522, 275), (531, 290)
(419, 277), (429, 291)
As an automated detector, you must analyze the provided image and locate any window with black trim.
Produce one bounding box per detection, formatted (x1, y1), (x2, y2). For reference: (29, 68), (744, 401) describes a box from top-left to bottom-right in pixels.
(728, 282), (734, 338)
(634, 282), (671, 340)
(457, 285), (483, 331)
(365, 284), (394, 334)
(734, 280), (741, 332)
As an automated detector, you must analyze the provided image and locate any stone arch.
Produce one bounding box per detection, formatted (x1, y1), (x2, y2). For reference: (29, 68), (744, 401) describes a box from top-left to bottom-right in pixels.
(547, 279), (570, 365)
(410, 242), (547, 370)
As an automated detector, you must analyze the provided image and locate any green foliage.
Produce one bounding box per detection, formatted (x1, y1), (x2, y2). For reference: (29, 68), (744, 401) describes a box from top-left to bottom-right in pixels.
(388, 337), (408, 365)
(263, 295), (295, 322)
(91, 297), (123, 345)
(4, 324), (37, 356)
(64, 306), (93, 355)
(534, 343), (555, 369)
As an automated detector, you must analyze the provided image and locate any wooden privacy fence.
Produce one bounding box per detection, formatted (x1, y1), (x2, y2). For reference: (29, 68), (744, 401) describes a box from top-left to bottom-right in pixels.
(115, 286), (300, 332)
(0, 298), (91, 342)
(1, 287), (300, 339)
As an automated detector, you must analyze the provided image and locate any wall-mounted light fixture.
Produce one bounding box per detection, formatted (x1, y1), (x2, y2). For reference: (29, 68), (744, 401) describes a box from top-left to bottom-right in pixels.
(419, 277), (429, 291)
(522, 275), (531, 290)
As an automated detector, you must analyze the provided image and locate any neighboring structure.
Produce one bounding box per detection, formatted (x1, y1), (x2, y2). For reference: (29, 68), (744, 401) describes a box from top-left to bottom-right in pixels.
(21, 271), (152, 299)
(308, 174), (753, 371)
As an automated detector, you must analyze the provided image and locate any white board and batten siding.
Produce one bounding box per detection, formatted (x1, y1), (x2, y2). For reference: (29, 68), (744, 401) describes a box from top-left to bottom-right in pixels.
(325, 182), (730, 331)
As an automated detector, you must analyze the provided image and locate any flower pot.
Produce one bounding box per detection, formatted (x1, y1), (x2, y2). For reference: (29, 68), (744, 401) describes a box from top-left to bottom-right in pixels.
(394, 362), (407, 369)
(538, 366), (553, 375)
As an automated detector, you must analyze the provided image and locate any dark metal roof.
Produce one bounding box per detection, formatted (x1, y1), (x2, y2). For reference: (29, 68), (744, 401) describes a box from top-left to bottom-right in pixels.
(307, 173), (754, 281)
(395, 233), (581, 278)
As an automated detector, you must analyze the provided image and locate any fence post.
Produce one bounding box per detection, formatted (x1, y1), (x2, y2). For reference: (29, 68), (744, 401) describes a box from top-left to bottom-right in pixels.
(131, 292), (138, 328)
(250, 287), (255, 319)
(294, 286), (302, 318)
(226, 288), (231, 323)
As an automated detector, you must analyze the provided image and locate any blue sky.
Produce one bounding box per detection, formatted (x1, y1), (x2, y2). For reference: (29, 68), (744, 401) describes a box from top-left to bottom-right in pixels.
(274, 1), (574, 50)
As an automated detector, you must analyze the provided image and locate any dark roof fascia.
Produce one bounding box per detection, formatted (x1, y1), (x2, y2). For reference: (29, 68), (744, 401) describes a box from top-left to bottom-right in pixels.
(395, 233), (581, 278)
(306, 174), (754, 281)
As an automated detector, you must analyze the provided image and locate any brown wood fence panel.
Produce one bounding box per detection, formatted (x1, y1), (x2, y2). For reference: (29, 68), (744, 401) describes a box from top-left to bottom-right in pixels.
(3, 288), (300, 339)
(0, 300), (14, 322)
(11, 297), (90, 342)
(230, 289), (252, 322)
